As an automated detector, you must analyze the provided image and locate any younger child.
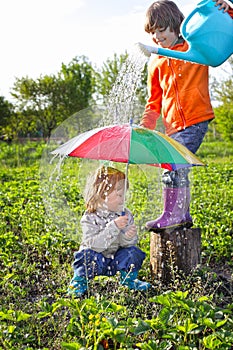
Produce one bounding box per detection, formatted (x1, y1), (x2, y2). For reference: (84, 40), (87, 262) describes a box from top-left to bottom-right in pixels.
(68, 166), (151, 297)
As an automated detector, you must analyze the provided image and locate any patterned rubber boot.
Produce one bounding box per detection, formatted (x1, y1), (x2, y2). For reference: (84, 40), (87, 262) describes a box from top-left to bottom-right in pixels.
(182, 210), (193, 227)
(67, 276), (87, 297)
(181, 187), (193, 228)
(120, 271), (151, 291)
(146, 187), (190, 231)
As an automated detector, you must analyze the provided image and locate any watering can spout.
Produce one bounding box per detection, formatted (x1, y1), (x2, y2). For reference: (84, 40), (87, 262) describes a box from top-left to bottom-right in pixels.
(150, 0), (233, 67)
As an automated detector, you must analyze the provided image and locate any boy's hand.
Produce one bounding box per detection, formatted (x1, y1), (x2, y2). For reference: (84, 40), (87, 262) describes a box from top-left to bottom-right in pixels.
(213, 0), (231, 11)
(125, 224), (137, 239)
(114, 215), (129, 229)
(135, 42), (158, 57)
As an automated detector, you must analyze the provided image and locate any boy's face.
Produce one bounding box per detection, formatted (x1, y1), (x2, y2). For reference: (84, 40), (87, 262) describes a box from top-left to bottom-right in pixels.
(104, 181), (125, 212)
(150, 26), (178, 48)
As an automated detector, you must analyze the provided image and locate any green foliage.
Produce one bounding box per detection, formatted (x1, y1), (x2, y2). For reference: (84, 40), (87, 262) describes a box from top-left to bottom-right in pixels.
(211, 57), (233, 141)
(196, 139), (233, 161)
(95, 52), (129, 105)
(1, 51), (148, 140)
(138, 291), (233, 349)
(191, 163), (233, 263)
(214, 104), (233, 141)
(58, 57), (96, 115)
(0, 96), (13, 128)
(0, 139), (233, 349)
(0, 140), (47, 167)
(0, 96), (15, 141)
(2, 54), (232, 141)
(11, 56), (95, 139)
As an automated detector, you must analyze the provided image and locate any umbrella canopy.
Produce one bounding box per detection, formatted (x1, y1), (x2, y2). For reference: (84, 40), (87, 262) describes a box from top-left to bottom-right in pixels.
(51, 123), (204, 171)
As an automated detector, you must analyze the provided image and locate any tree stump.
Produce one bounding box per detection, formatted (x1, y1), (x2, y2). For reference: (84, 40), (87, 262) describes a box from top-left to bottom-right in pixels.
(150, 227), (201, 284)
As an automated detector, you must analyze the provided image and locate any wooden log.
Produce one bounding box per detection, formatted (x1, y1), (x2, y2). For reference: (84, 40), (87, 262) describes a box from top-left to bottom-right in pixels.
(150, 227), (201, 283)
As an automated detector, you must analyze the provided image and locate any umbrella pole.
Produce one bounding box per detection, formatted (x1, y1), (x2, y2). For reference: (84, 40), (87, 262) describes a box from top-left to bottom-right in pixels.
(122, 162), (129, 216)
(122, 118), (133, 216)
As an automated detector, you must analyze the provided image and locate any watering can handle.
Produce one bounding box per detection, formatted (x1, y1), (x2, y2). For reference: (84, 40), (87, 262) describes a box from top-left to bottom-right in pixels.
(182, 0), (214, 38)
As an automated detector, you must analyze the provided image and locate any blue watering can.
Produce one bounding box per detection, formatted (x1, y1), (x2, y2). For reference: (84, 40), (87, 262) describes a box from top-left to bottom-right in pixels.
(156, 0), (233, 67)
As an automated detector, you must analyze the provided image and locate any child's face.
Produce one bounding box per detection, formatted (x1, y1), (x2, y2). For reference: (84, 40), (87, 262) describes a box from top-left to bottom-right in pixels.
(104, 181), (125, 212)
(150, 26), (178, 48)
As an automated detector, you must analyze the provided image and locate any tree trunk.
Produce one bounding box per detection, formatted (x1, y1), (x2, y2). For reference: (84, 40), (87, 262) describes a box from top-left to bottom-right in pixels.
(150, 227), (201, 283)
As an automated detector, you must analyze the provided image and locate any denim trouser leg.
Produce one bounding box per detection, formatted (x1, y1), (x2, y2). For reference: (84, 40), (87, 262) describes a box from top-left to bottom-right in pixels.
(170, 120), (209, 154)
(72, 247), (145, 279)
(73, 249), (110, 279)
(164, 121), (209, 186)
(114, 246), (146, 272)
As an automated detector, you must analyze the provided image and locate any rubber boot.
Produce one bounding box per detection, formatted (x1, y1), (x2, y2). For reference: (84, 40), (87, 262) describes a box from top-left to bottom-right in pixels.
(181, 187), (193, 227)
(146, 187), (191, 231)
(120, 270), (151, 291)
(182, 208), (193, 227)
(67, 276), (87, 297)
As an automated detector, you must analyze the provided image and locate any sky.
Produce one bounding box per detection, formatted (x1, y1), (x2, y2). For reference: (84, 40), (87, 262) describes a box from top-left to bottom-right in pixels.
(0, 0), (231, 100)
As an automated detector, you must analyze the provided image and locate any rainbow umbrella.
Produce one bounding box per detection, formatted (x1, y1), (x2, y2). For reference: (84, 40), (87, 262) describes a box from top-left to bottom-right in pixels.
(51, 122), (205, 211)
(51, 122), (204, 170)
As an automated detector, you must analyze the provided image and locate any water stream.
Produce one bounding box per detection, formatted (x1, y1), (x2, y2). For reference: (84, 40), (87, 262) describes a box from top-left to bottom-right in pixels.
(39, 45), (161, 241)
(100, 44), (148, 126)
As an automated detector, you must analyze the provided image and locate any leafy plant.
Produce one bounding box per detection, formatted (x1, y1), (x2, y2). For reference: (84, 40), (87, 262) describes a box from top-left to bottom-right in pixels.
(0, 139), (232, 349)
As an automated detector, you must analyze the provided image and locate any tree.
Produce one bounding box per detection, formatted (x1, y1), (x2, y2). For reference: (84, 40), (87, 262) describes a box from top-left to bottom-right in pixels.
(95, 52), (129, 105)
(11, 56), (96, 139)
(95, 51), (148, 105)
(211, 57), (233, 141)
(58, 56), (95, 116)
(0, 96), (14, 141)
(95, 51), (148, 125)
(214, 103), (233, 141)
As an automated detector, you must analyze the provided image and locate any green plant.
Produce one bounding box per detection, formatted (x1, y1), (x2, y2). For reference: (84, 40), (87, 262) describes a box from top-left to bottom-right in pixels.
(0, 139), (232, 349)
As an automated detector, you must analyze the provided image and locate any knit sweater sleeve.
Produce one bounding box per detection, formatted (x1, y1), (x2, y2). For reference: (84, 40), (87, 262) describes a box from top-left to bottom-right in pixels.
(119, 208), (138, 247)
(80, 212), (120, 253)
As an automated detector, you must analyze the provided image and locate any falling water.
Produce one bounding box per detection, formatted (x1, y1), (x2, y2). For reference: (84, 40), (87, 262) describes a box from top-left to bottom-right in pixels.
(100, 44), (148, 126)
(38, 43), (165, 296)
(39, 44), (162, 241)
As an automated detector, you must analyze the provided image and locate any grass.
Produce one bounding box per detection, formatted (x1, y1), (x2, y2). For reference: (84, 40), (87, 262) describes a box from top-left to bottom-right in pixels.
(0, 137), (233, 349)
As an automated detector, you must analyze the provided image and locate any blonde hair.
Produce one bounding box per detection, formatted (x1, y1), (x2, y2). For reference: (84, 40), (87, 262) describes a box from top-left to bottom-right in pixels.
(144, 0), (184, 37)
(84, 166), (128, 213)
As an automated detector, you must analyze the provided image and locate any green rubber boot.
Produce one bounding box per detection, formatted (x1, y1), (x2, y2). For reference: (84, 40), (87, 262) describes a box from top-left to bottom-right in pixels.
(120, 270), (151, 291)
(67, 276), (87, 297)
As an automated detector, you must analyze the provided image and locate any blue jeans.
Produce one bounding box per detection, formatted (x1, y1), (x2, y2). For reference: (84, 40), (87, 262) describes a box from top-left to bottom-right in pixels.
(170, 120), (210, 154)
(72, 247), (146, 280)
(163, 121), (210, 187)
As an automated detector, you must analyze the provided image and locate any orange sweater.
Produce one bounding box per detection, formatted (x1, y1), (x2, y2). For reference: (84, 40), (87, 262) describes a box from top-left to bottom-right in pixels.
(141, 41), (215, 136)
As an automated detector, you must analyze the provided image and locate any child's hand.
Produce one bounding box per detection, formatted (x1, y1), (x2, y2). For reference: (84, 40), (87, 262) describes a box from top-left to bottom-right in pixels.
(114, 215), (129, 229)
(125, 224), (137, 239)
(214, 0), (230, 12)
